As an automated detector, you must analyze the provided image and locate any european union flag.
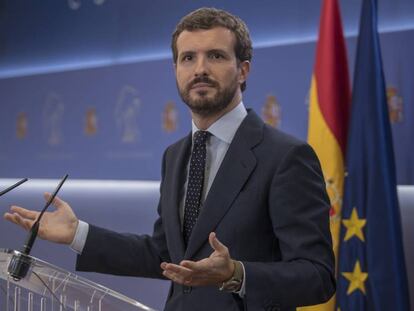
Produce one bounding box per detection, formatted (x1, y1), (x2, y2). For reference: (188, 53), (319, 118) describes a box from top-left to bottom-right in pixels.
(336, 0), (410, 310)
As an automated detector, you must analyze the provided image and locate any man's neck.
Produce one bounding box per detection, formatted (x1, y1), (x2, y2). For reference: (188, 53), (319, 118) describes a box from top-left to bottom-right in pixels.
(192, 93), (242, 130)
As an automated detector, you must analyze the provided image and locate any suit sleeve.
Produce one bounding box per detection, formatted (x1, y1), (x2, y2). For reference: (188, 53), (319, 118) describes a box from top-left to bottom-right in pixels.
(76, 150), (171, 279)
(243, 143), (335, 310)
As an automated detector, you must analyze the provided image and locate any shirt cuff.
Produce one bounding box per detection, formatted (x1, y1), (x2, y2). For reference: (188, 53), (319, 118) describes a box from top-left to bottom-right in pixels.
(234, 261), (246, 298)
(69, 220), (89, 254)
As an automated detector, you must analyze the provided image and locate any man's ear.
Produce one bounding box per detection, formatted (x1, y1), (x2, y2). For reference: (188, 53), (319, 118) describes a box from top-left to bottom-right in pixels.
(238, 61), (250, 86)
(173, 62), (177, 74)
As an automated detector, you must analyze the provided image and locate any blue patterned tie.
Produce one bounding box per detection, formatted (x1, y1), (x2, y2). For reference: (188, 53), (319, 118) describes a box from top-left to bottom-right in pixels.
(183, 130), (210, 246)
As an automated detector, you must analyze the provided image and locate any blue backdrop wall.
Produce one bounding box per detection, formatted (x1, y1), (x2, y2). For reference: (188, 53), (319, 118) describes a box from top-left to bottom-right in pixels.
(1, 2), (413, 310)
(0, 29), (413, 183)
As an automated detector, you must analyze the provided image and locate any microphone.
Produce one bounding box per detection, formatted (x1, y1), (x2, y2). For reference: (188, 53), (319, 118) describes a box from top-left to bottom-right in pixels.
(0, 178), (28, 197)
(8, 174), (69, 281)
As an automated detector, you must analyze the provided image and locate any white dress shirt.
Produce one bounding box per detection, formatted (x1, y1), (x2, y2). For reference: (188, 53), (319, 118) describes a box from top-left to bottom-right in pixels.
(180, 101), (247, 223)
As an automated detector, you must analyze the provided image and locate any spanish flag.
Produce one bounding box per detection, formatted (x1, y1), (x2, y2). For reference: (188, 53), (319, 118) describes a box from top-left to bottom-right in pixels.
(303, 0), (350, 310)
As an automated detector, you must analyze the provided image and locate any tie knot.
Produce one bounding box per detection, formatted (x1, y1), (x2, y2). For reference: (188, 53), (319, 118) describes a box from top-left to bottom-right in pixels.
(193, 131), (210, 146)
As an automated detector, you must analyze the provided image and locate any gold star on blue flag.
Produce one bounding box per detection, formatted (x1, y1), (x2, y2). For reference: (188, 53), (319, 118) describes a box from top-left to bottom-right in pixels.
(342, 208), (366, 242)
(341, 260), (368, 295)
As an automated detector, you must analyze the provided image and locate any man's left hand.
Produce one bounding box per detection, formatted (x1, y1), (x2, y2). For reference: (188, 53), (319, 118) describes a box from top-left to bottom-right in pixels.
(160, 232), (234, 287)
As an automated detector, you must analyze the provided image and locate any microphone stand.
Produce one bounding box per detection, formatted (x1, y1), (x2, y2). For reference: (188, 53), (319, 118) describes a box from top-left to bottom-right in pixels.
(8, 175), (68, 281)
(0, 178), (28, 196)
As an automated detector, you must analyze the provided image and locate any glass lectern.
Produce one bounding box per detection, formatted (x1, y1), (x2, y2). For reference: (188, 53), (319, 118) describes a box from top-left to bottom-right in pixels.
(0, 249), (156, 311)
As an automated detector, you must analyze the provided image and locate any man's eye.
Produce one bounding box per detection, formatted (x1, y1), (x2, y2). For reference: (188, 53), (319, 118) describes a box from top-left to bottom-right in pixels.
(210, 53), (223, 59)
(182, 55), (193, 62)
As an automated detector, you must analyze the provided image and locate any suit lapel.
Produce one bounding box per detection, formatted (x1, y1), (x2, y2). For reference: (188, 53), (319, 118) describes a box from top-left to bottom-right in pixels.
(185, 111), (264, 258)
(164, 133), (191, 261)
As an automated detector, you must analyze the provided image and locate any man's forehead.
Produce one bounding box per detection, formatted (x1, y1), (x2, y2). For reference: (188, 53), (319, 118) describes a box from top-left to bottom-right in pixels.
(176, 27), (236, 53)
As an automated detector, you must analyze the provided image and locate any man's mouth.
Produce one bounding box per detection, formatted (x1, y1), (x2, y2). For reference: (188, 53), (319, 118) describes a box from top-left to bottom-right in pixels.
(191, 82), (214, 90)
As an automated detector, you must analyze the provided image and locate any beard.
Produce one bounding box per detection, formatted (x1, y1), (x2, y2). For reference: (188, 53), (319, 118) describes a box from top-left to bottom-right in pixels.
(177, 75), (239, 117)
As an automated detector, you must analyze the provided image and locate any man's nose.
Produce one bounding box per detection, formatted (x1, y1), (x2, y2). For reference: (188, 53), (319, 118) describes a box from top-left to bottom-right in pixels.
(194, 56), (209, 76)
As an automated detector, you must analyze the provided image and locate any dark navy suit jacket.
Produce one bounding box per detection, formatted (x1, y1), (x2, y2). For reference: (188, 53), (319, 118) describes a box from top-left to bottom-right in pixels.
(77, 110), (335, 311)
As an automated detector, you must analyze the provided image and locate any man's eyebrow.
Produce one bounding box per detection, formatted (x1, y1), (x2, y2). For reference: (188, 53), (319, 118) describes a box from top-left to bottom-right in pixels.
(208, 49), (230, 55)
(179, 50), (195, 56)
(179, 49), (230, 55)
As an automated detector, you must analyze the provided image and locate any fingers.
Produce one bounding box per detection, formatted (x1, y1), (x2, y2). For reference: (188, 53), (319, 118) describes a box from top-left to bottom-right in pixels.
(180, 260), (198, 270)
(8, 206), (39, 220)
(3, 205), (38, 231)
(162, 259), (227, 287)
(161, 263), (192, 276)
(4, 212), (34, 231)
(209, 232), (227, 254)
(161, 262), (193, 285)
(180, 258), (212, 273)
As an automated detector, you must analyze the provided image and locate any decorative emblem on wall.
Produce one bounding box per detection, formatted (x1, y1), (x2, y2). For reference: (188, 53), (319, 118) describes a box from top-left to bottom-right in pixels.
(43, 92), (65, 146)
(16, 112), (28, 139)
(262, 95), (281, 128)
(386, 86), (403, 124)
(85, 107), (98, 136)
(114, 85), (141, 143)
(162, 101), (178, 133)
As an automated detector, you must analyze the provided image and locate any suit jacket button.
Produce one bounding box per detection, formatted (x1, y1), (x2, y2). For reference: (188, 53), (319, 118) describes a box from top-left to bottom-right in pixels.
(183, 285), (192, 294)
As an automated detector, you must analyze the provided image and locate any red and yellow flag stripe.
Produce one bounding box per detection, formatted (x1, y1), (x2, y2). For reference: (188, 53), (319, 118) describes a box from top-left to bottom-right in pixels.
(301, 0), (350, 310)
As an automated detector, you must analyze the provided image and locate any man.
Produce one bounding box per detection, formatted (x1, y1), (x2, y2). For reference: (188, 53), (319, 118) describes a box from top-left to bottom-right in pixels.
(4, 8), (335, 311)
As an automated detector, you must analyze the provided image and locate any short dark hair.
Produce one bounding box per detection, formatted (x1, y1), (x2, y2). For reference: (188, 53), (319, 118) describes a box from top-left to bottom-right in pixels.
(171, 7), (252, 91)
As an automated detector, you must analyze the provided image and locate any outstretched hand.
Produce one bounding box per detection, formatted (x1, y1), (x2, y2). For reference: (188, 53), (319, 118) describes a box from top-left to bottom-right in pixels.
(161, 232), (234, 287)
(3, 193), (78, 245)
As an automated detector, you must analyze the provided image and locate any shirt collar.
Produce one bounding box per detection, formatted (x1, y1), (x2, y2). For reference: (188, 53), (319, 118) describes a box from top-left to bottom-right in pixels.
(191, 101), (247, 144)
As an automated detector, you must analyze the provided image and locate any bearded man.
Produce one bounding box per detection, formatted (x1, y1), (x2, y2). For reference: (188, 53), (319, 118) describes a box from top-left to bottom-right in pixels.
(5, 8), (335, 311)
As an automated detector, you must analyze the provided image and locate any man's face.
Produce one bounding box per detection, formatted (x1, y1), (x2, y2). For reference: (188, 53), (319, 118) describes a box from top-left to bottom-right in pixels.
(175, 27), (248, 117)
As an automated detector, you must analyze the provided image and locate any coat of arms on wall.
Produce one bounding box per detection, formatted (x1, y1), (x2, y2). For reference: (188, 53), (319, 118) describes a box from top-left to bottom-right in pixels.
(262, 95), (281, 128)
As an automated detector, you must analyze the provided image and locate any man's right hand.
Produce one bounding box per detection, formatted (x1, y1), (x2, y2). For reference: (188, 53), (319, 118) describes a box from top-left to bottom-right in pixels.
(3, 193), (78, 245)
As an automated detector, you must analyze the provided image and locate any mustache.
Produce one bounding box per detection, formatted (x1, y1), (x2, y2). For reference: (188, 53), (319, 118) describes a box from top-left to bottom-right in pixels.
(188, 76), (219, 89)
